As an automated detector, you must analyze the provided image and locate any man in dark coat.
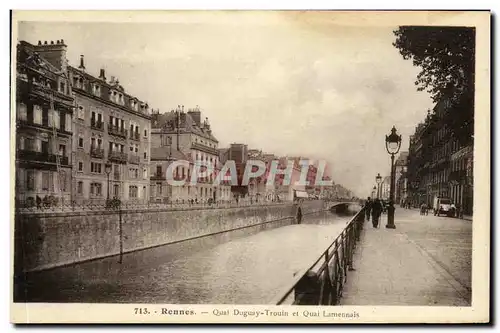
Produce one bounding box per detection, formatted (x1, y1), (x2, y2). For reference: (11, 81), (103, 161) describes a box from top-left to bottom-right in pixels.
(364, 197), (372, 221)
(371, 198), (383, 228)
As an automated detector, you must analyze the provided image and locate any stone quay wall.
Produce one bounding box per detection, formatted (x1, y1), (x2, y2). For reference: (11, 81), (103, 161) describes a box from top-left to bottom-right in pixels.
(14, 200), (327, 273)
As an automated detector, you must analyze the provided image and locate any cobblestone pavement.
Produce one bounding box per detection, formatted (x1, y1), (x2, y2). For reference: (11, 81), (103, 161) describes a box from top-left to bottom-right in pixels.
(340, 207), (472, 306)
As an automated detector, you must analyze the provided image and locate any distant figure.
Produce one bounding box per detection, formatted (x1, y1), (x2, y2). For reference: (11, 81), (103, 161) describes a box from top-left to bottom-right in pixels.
(371, 198), (383, 228)
(364, 197), (372, 221)
(420, 203), (428, 215)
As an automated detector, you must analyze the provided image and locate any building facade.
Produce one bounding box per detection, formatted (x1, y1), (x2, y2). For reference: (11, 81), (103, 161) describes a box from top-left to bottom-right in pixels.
(15, 40), (74, 207)
(67, 56), (152, 204)
(407, 97), (473, 215)
(151, 106), (231, 203)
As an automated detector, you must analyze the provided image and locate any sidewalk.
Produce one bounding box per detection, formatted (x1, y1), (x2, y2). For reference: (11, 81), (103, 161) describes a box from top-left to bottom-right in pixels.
(340, 209), (471, 306)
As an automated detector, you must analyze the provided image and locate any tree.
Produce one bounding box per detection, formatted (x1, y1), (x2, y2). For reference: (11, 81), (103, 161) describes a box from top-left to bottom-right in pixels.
(393, 26), (475, 146)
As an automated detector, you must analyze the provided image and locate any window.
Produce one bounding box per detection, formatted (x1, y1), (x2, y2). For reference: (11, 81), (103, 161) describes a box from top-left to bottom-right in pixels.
(144, 152), (147, 160)
(22, 137), (33, 151)
(144, 129), (147, 137)
(93, 84), (101, 97)
(129, 185), (138, 198)
(59, 81), (66, 94)
(156, 165), (162, 176)
(90, 182), (102, 196)
(130, 146), (133, 152)
(78, 136), (84, 148)
(143, 168), (148, 179)
(77, 181), (83, 195)
(77, 106), (84, 120)
(26, 170), (35, 191)
(59, 144), (66, 157)
(33, 105), (42, 124)
(157, 182), (163, 195)
(42, 172), (50, 190)
(17, 103), (27, 121)
(60, 171), (67, 192)
(135, 145), (138, 153)
(91, 162), (102, 174)
(78, 161), (83, 172)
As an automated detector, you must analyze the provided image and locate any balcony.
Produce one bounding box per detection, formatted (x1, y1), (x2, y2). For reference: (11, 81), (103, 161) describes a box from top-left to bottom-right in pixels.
(108, 124), (127, 138)
(90, 147), (105, 159)
(129, 154), (140, 165)
(91, 120), (104, 131)
(18, 79), (74, 108)
(108, 151), (128, 164)
(130, 131), (141, 141)
(17, 119), (72, 136)
(17, 149), (69, 166)
(191, 142), (218, 156)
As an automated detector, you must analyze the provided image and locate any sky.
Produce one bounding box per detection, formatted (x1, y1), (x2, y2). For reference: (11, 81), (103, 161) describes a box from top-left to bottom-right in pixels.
(17, 12), (434, 197)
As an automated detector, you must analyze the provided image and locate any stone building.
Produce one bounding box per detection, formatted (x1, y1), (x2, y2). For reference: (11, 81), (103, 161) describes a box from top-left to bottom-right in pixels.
(407, 96), (473, 215)
(150, 106), (231, 203)
(68, 56), (152, 203)
(15, 40), (74, 207)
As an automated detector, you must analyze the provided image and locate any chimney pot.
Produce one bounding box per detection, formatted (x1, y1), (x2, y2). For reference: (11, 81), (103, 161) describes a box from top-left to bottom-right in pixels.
(99, 68), (106, 80)
(44, 41), (48, 45)
(38, 40), (41, 45)
(79, 55), (85, 70)
(61, 39), (64, 44)
(51, 41), (54, 45)
(56, 40), (60, 44)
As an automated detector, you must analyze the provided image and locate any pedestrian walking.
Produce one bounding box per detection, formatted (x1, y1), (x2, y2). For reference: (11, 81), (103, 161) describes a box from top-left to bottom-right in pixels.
(371, 198), (383, 228)
(364, 197), (372, 221)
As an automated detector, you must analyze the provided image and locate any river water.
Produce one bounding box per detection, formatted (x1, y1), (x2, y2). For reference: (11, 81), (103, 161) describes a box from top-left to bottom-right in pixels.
(16, 209), (356, 304)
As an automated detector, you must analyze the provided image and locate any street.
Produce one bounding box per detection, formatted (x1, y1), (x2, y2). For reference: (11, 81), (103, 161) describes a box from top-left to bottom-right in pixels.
(341, 206), (472, 306)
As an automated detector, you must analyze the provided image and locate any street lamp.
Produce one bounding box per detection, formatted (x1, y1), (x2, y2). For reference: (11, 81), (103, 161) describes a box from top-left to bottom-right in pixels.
(375, 173), (382, 199)
(105, 162), (112, 201)
(385, 126), (402, 229)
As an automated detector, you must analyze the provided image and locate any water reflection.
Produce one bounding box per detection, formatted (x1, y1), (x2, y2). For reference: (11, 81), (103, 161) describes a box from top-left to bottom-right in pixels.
(16, 209), (354, 304)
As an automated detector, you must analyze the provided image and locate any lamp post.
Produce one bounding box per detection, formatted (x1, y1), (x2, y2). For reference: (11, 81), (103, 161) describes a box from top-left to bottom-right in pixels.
(385, 126), (402, 229)
(375, 173), (382, 199)
(105, 162), (112, 201)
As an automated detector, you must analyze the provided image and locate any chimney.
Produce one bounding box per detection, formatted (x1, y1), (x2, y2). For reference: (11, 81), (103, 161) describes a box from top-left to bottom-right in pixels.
(99, 68), (106, 81)
(79, 55), (85, 70)
(33, 38), (68, 71)
(187, 109), (201, 126)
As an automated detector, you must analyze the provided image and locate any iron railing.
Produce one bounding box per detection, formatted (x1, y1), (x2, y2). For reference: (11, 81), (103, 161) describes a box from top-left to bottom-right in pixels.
(109, 151), (128, 164)
(108, 124), (127, 138)
(90, 120), (104, 131)
(90, 147), (105, 159)
(271, 206), (365, 305)
(14, 199), (295, 214)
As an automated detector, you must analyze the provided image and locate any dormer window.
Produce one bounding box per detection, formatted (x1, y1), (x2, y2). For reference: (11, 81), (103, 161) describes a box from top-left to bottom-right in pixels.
(93, 84), (101, 97)
(130, 99), (138, 111)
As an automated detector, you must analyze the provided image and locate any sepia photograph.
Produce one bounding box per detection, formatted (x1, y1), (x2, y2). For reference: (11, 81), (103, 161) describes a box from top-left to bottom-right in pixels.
(9, 10), (490, 324)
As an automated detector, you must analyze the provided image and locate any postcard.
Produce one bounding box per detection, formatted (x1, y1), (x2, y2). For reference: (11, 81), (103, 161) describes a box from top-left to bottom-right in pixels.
(10, 10), (490, 324)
